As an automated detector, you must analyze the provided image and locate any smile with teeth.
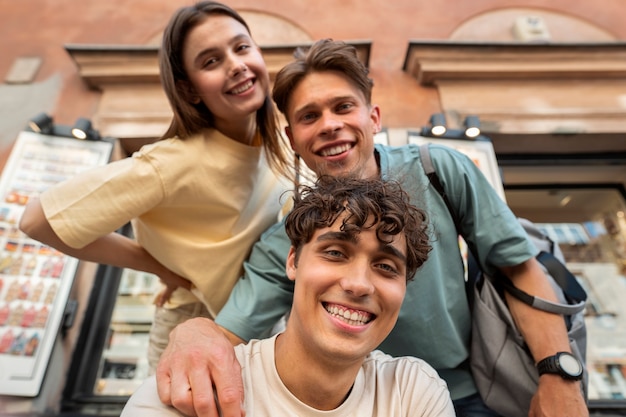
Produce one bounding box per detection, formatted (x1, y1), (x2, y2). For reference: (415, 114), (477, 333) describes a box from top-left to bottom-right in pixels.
(229, 80), (254, 95)
(324, 303), (373, 326)
(319, 144), (352, 157)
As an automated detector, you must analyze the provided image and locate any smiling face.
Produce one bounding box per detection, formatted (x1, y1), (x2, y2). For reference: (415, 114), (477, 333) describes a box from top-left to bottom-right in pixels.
(284, 71), (381, 179)
(285, 213), (407, 364)
(181, 14), (269, 134)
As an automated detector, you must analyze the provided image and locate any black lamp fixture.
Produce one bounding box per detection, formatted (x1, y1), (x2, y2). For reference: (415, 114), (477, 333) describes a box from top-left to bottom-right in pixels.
(463, 115), (481, 139)
(420, 113), (484, 140)
(71, 117), (99, 140)
(421, 113), (447, 137)
(28, 112), (54, 135)
(429, 113), (447, 136)
(26, 113), (102, 141)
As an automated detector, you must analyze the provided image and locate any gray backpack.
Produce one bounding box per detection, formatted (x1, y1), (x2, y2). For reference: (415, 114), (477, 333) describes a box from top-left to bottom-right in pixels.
(419, 143), (588, 417)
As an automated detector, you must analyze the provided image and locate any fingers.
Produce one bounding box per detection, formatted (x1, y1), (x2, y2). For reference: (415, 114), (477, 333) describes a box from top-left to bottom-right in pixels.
(209, 359), (245, 417)
(154, 286), (174, 307)
(169, 371), (214, 417)
(183, 367), (221, 417)
(156, 266), (192, 293)
(182, 342), (244, 417)
(156, 340), (214, 416)
(155, 359), (173, 406)
(159, 353), (242, 417)
(155, 318), (245, 417)
(154, 275), (192, 307)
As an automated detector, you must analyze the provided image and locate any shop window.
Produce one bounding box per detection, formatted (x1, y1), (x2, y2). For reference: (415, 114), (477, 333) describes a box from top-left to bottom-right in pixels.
(505, 185), (626, 405)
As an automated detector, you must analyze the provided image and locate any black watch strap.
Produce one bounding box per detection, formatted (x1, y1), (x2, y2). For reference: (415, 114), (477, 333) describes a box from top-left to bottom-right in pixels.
(537, 352), (583, 381)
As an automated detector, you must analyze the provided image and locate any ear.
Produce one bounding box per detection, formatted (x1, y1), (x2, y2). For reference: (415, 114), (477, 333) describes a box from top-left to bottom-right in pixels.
(178, 80), (201, 104)
(286, 246), (297, 282)
(284, 126), (296, 150)
(369, 104), (382, 134)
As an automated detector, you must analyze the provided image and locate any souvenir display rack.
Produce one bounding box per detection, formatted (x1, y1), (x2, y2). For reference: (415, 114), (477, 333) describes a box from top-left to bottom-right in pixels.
(0, 131), (112, 396)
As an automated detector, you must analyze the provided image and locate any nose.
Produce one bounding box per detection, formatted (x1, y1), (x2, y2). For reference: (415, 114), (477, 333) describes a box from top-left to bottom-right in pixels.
(340, 261), (375, 297)
(228, 54), (248, 77)
(319, 111), (343, 137)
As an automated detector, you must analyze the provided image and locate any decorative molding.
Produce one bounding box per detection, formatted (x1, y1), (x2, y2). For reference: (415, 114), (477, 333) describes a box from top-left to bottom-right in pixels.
(402, 41), (626, 135)
(63, 41), (370, 140)
(403, 41), (626, 85)
(64, 41), (371, 88)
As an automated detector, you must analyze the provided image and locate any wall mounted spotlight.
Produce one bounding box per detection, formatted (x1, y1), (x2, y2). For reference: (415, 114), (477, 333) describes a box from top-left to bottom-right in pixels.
(71, 117), (100, 141)
(463, 115), (481, 139)
(429, 113), (447, 136)
(25, 113), (104, 141)
(28, 112), (54, 134)
(420, 113), (488, 141)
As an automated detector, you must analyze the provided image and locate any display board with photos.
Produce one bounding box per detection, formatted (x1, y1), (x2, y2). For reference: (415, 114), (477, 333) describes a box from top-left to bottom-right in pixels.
(0, 131), (113, 396)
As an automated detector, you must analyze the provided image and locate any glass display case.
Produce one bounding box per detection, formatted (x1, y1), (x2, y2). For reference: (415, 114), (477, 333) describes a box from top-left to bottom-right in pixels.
(506, 186), (626, 409)
(62, 236), (160, 412)
(94, 267), (159, 396)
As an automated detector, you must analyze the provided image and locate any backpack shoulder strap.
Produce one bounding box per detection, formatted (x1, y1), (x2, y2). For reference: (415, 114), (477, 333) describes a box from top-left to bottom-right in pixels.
(418, 143), (462, 234)
(419, 143), (480, 307)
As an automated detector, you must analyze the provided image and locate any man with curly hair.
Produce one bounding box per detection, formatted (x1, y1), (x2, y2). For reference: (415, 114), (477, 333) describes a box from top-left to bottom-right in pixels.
(123, 176), (453, 416)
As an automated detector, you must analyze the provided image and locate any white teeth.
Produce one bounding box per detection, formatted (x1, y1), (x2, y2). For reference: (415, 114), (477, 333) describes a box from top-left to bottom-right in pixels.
(325, 304), (371, 326)
(320, 144), (351, 157)
(230, 80), (253, 95)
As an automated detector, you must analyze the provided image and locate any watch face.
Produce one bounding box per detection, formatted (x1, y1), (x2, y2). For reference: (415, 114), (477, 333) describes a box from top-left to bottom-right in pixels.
(559, 353), (583, 376)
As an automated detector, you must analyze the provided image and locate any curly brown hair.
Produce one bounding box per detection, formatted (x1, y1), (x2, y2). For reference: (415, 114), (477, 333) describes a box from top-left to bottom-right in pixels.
(284, 176), (431, 280)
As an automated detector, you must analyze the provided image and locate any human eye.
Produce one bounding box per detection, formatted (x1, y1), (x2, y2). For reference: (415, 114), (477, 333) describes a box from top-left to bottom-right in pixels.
(324, 248), (345, 259)
(236, 42), (251, 52)
(375, 259), (402, 277)
(317, 243), (348, 261)
(201, 56), (219, 69)
(336, 102), (354, 113)
(299, 112), (318, 124)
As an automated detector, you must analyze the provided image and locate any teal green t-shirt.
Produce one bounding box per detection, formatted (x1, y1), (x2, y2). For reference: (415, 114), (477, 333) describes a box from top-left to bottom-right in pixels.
(215, 143), (535, 400)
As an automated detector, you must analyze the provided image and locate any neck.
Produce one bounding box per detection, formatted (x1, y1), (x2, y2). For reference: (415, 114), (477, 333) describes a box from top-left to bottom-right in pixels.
(215, 114), (257, 146)
(274, 331), (362, 411)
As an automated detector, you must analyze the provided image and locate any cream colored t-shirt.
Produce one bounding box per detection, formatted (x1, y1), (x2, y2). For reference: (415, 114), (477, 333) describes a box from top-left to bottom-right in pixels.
(122, 335), (455, 417)
(40, 129), (287, 315)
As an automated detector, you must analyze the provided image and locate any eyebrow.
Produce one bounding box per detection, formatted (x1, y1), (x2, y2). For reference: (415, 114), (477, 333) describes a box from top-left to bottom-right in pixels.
(315, 231), (407, 264)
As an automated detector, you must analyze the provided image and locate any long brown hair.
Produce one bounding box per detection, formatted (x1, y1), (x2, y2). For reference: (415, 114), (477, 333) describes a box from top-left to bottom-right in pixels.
(159, 1), (292, 179)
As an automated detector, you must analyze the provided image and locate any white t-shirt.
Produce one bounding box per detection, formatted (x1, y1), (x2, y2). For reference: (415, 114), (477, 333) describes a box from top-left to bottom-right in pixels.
(122, 335), (454, 417)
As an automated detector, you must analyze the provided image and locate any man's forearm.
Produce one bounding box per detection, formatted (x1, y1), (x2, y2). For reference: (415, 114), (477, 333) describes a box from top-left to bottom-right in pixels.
(502, 258), (572, 361)
(503, 258), (588, 416)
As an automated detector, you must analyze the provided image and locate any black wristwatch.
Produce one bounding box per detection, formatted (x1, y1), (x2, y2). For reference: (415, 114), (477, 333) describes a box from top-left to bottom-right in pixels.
(536, 352), (583, 381)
